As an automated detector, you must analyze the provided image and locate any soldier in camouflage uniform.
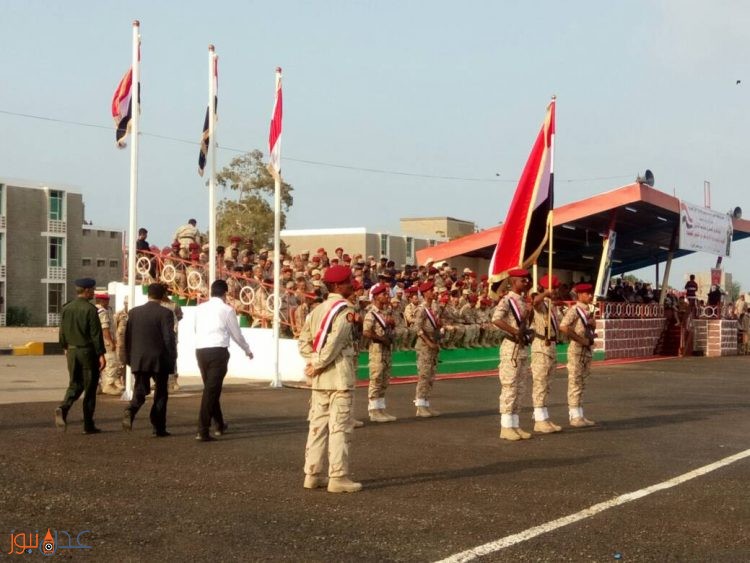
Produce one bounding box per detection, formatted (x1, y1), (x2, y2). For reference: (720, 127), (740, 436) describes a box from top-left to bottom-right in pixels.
(403, 287), (421, 350)
(299, 265), (362, 493)
(414, 281), (441, 417)
(441, 292), (465, 349)
(363, 285), (397, 422)
(560, 283), (597, 427)
(95, 292), (122, 395)
(460, 294), (480, 348)
(492, 269), (533, 441)
(389, 296), (409, 351)
(114, 296), (128, 386)
(530, 274), (563, 433)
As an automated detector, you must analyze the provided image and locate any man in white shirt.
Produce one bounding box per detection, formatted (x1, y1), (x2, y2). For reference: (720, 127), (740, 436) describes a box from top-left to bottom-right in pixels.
(194, 280), (254, 442)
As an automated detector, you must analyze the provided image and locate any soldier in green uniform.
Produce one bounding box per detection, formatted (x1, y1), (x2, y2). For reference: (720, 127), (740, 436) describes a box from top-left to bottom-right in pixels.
(55, 278), (106, 434)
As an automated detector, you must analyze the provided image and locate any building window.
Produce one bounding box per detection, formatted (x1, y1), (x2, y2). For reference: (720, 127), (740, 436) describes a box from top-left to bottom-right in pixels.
(380, 234), (389, 257)
(97, 231), (104, 237)
(82, 258), (92, 266)
(49, 190), (64, 220)
(429, 239), (436, 247)
(405, 237), (414, 262)
(83, 229), (90, 237)
(109, 260), (119, 268)
(96, 259), (106, 267)
(110, 231), (118, 239)
(49, 237), (64, 267)
(48, 284), (64, 314)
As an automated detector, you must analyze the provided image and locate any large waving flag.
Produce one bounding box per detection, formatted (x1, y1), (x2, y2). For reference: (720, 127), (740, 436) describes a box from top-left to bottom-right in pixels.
(111, 68), (133, 148)
(198, 49), (218, 177)
(489, 98), (555, 288)
(267, 67), (283, 179)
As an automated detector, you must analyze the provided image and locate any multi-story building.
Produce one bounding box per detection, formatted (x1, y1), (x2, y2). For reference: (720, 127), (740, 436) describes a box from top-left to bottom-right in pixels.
(0, 179), (123, 326)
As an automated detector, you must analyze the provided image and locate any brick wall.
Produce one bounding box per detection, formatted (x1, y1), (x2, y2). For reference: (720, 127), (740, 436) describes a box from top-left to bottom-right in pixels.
(693, 319), (737, 357)
(595, 318), (665, 360)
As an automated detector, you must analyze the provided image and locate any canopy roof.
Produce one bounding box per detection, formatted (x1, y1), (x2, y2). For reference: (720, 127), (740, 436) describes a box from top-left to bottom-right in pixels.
(416, 183), (750, 276)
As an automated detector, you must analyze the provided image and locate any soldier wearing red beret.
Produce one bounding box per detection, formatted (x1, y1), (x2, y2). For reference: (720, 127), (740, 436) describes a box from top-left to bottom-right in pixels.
(529, 274), (563, 433)
(362, 284), (397, 423)
(560, 283), (597, 428)
(492, 268), (533, 441)
(298, 265), (362, 493)
(414, 280), (441, 417)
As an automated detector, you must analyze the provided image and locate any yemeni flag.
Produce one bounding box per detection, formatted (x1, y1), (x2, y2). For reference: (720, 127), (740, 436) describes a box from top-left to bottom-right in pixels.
(198, 51), (218, 177)
(489, 98), (555, 288)
(111, 67), (134, 148)
(267, 67), (283, 180)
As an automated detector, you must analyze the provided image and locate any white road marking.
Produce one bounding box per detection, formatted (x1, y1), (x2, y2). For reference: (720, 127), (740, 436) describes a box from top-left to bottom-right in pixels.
(436, 448), (750, 563)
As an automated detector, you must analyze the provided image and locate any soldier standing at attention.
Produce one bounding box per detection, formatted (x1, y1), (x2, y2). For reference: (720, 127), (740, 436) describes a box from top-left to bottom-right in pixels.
(114, 296), (129, 387)
(530, 274), (563, 434)
(363, 285), (397, 423)
(300, 265), (362, 493)
(55, 278), (106, 434)
(414, 281), (441, 417)
(560, 283), (597, 427)
(95, 292), (122, 395)
(492, 269), (533, 441)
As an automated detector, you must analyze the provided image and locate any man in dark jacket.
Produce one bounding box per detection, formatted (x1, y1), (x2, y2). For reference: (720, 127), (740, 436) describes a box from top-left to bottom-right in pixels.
(122, 283), (177, 437)
(55, 278), (107, 434)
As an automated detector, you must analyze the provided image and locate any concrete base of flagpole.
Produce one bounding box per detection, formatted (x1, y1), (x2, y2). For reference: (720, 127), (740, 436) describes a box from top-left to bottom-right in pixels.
(120, 387), (133, 401)
(268, 380), (283, 389)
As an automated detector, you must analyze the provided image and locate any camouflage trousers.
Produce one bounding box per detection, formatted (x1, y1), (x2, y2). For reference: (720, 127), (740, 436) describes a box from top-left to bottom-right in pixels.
(368, 347), (392, 401)
(100, 350), (121, 388)
(304, 389), (353, 478)
(567, 349), (592, 407)
(414, 346), (439, 401)
(530, 347), (556, 408)
(498, 341), (530, 414)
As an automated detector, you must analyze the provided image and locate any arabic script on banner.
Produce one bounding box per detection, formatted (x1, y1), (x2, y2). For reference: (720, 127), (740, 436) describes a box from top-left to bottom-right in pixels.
(678, 200), (733, 257)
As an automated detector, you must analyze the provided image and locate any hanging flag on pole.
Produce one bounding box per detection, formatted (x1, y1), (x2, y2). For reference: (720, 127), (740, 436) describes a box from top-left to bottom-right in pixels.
(489, 98), (555, 292)
(198, 48), (218, 177)
(111, 43), (140, 149)
(267, 67), (283, 180)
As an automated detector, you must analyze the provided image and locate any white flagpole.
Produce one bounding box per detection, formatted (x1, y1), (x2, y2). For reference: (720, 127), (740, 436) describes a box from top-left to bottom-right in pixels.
(124, 19), (140, 402)
(208, 45), (217, 286)
(271, 67), (282, 388)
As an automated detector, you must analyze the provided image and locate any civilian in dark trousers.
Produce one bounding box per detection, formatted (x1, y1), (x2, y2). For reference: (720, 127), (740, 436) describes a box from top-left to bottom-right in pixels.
(194, 280), (254, 441)
(123, 283), (177, 437)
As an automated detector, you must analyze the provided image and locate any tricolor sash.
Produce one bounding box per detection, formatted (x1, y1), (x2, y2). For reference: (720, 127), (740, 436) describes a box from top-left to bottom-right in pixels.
(423, 306), (438, 330)
(313, 299), (348, 353)
(371, 309), (388, 332)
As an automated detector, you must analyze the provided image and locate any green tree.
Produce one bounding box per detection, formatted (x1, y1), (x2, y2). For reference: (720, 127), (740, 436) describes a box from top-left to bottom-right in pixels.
(730, 280), (742, 301)
(214, 149), (294, 248)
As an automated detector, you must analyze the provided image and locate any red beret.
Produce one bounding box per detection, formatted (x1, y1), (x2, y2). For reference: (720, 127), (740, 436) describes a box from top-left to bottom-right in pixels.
(480, 274), (488, 281)
(229, 235), (242, 243)
(351, 279), (362, 291)
(468, 294), (478, 303)
(419, 281), (434, 293)
(508, 268), (530, 278)
(171, 241), (181, 249)
(405, 286), (418, 295)
(343, 254), (351, 261)
(311, 256), (321, 262)
(540, 274), (560, 289)
(428, 267), (438, 275)
(575, 283), (594, 294)
(469, 272), (477, 278)
(316, 247), (326, 254)
(439, 293), (450, 303)
(95, 293), (110, 300)
(323, 265), (352, 284)
(282, 267), (293, 273)
(371, 284), (388, 296)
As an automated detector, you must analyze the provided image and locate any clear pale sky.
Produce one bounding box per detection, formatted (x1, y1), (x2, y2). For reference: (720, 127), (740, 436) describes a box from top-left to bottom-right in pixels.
(1, 0), (748, 288)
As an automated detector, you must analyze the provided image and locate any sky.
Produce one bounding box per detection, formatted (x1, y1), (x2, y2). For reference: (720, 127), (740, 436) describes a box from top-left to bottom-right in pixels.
(1, 0), (749, 288)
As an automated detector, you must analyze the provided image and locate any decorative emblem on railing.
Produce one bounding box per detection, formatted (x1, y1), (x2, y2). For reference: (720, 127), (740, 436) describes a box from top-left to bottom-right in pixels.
(48, 219), (66, 234)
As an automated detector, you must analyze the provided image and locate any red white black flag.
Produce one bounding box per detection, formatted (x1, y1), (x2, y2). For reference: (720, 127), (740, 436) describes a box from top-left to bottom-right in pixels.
(198, 52), (218, 177)
(111, 68), (134, 148)
(489, 99), (555, 285)
(267, 67), (283, 180)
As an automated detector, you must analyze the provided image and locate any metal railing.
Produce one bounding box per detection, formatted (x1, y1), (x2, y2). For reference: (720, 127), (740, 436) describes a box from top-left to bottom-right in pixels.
(47, 313), (61, 327)
(47, 219), (66, 234)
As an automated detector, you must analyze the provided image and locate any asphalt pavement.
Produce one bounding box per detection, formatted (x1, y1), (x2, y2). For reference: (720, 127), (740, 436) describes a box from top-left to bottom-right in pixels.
(1, 355), (748, 561)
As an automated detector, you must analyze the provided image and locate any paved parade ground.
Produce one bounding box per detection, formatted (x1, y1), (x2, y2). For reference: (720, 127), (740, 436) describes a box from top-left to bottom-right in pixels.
(1, 354), (748, 561)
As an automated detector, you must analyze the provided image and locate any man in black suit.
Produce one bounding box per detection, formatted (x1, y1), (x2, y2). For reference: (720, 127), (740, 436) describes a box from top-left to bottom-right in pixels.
(122, 283), (177, 437)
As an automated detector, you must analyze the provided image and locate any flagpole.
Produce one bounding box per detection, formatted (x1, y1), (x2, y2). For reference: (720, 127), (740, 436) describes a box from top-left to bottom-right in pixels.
(208, 45), (217, 286)
(546, 96), (556, 338)
(124, 19), (140, 402)
(271, 67), (283, 388)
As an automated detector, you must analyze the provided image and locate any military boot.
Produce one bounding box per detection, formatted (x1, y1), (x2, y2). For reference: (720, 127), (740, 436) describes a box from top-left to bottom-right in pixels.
(581, 417), (596, 426)
(380, 409), (398, 422)
(569, 417), (589, 428)
(327, 477), (362, 493)
(533, 420), (558, 434)
(369, 409), (394, 423)
(352, 418), (365, 428)
(54, 407), (67, 431)
(514, 427), (532, 440)
(416, 406), (433, 418)
(303, 474), (328, 489)
(500, 427), (521, 441)
(426, 407), (441, 417)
